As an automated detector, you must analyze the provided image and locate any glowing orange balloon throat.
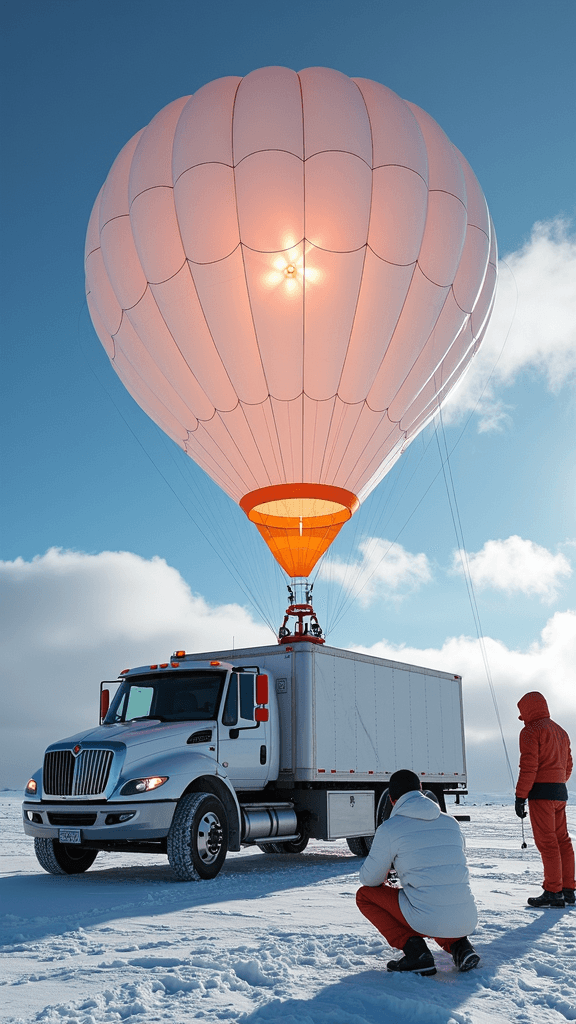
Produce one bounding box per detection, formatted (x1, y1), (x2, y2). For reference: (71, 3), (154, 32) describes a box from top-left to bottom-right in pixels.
(240, 484), (359, 578)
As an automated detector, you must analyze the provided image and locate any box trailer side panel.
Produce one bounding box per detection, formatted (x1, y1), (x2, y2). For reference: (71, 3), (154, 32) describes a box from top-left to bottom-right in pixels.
(294, 646), (466, 783)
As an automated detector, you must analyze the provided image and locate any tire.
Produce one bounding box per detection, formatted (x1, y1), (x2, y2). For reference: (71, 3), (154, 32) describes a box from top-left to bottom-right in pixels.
(347, 788), (391, 857)
(377, 788), (393, 822)
(346, 836), (370, 857)
(167, 792), (228, 881)
(347, 790), (439, 859)
(270, 834), (309, 854)
(34, 837), (98, 875)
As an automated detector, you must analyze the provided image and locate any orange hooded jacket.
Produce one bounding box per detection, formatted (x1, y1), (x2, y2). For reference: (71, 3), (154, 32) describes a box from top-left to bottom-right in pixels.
(516, 691), (573, 800)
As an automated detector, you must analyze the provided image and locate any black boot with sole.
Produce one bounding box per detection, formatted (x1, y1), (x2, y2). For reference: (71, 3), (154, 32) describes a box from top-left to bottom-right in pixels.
(387, 936), (436, 976)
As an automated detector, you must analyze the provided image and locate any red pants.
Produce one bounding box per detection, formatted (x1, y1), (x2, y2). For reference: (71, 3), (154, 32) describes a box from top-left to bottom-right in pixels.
(528, 800), (575, 893)
(356, 884), (461, 952)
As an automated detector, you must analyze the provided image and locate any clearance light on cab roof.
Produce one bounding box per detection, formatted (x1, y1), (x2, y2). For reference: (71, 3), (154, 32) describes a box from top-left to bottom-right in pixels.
(173, 651), (186, 658)
(210, 660), (220, 666)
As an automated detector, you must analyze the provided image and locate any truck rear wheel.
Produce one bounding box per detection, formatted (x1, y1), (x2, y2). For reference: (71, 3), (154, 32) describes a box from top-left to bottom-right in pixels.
(347, 789), (392, 856)
(269, 834), (309, 854)
(346, 836), (370, 856)
(34, 837), (98, 875)
(346, 789), (439, 857)
(167, 792), (228, 881)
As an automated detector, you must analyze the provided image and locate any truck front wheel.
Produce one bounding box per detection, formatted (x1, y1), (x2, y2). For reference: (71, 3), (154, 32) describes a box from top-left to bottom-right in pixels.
(167, 792), (228, 881)
(34, 838), (98, 875)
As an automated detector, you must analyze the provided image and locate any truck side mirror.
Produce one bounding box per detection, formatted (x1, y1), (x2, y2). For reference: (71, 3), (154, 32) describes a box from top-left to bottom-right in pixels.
(100, 687), (110, 723)
(255, 707), (269, 722)
(256, 674), (268, 704)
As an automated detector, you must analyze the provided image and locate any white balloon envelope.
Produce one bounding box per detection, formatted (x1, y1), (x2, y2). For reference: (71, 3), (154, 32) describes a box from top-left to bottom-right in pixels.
(85, 66), (497, 577)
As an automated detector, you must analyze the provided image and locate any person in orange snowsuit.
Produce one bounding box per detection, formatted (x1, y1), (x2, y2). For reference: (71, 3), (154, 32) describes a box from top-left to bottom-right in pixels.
(515, 691), (575, 908)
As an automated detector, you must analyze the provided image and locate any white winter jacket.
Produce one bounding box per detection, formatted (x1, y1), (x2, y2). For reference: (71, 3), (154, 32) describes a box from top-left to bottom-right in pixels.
(359, 790), (477, 938)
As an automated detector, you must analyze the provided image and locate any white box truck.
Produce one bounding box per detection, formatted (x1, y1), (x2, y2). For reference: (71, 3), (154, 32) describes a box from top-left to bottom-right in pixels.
(23, 642), (468, 880)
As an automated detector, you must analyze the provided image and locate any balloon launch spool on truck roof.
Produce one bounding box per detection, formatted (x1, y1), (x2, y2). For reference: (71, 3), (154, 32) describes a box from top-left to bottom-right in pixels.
(84, 65), (497, 639)
(24, 643), (468, 880)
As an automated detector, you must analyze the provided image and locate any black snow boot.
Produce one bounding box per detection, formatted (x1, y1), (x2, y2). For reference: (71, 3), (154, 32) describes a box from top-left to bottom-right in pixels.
(527, 889), (565, 908)
(387, 936), (436, 976)
(562, 888), (575, 905)
(450, 937), (480, 972)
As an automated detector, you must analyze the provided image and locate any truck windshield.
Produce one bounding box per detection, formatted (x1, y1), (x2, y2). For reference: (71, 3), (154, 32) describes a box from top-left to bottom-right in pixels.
(105, 671), (227, 724)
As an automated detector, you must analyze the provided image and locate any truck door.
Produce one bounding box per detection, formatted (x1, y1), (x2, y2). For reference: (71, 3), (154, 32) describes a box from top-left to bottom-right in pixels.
(217, 672), (270, 788)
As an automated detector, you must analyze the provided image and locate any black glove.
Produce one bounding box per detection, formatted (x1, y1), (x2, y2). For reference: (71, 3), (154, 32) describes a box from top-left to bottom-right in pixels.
(515, 797), (527, 819)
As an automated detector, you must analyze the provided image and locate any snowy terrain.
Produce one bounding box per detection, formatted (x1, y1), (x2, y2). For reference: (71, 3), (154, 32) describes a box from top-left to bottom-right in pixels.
(1, 791), (575, 1024)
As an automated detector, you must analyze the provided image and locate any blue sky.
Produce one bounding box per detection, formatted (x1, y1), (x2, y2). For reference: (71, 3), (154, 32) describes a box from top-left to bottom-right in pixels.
(1, 0), (575, 790)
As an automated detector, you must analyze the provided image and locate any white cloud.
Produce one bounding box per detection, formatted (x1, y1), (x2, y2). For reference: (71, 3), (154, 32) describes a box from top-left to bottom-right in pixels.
(351, 610), (576, 794)
(445, 218), (576, 430)
(452, 535), (572, 602)
(2, 548), (574, 797)
(0, 549), (272, 789)
(320, 537), (432, 607)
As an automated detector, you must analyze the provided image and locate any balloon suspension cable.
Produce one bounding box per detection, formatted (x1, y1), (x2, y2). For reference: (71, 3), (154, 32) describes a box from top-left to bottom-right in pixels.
(278, 580), (325, 645)
(521, 816), (527, 850)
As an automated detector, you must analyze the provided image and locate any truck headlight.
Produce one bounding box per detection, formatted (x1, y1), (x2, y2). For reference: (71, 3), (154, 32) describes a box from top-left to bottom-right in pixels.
(25, 779), (38, 795)
(120, 776), (168, 796)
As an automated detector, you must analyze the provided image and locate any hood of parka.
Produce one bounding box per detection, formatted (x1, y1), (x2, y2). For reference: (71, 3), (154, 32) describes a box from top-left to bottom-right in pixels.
(390, 789), (441, 821)
(518, 691), (550, 723)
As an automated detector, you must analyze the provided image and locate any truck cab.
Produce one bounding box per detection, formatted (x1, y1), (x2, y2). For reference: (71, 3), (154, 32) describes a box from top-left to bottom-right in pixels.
(23, 657), (295, 880)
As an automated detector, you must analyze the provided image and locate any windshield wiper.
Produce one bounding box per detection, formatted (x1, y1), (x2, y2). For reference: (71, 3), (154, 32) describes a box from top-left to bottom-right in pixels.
(128, 715), (167, 722)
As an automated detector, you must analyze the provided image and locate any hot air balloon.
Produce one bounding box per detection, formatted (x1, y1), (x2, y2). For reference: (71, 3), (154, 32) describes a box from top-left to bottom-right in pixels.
(85, 66), (497, 639)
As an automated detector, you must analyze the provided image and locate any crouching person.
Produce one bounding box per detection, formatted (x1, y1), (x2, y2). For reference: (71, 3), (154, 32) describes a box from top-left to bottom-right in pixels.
(356, 769), (479, 976)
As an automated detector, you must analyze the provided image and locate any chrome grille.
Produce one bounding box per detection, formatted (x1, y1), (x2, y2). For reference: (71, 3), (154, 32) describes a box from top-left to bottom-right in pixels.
(44, 749), (113, 796)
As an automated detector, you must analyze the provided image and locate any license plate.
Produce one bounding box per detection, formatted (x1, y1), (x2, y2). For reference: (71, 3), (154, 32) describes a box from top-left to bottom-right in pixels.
(59, 828), (81, 844)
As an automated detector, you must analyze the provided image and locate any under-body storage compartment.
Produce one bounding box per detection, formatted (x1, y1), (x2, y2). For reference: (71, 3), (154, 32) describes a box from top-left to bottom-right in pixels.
(294, 788), (375, 840)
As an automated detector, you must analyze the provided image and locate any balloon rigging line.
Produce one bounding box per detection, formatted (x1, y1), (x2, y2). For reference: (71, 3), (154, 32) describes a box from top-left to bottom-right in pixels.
(324, 441), (443, 636)
(434, 408), (516, 790)
(315, 430), (422, 628)
(77, 307), (278, 636)
(322, 429), (441, 635)
(164, 433), (286, 620)
(323, 257), (519, 638)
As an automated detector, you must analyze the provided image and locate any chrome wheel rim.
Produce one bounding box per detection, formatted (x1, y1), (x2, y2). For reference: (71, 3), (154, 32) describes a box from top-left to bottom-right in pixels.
(196, 810), (223, 864)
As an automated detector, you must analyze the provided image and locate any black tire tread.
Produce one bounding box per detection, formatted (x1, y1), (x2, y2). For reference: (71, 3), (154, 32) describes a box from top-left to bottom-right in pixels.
(271, 835), (309, 854)
(34, 837), (67, 875)
(34, 837), (98, 875)
(346, 836), (370, 857)
(167, 791), (228, 882)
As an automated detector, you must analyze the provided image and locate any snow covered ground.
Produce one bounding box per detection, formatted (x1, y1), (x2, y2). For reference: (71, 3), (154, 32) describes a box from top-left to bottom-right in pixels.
(1, 791), (575, 1024)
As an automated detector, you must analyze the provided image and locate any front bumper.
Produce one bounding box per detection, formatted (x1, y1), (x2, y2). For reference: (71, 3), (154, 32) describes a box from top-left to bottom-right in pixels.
(22, 799), (176, 841)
